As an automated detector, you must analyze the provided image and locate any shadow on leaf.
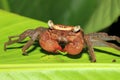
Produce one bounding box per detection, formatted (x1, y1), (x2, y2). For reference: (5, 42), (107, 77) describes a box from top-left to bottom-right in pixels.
(66, 48), (87, 59)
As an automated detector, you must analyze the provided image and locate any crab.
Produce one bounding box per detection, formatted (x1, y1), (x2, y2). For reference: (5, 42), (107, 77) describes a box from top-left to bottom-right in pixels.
(4, 20), (120, 62)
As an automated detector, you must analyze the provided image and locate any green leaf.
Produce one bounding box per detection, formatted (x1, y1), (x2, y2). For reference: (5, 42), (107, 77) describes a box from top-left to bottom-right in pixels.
(0, 0), (10, 11)
(1, 0), (119, 33)
(84, 0), (120, 33)
(1, 64), (120, 80)
(0, 10), (120, 80)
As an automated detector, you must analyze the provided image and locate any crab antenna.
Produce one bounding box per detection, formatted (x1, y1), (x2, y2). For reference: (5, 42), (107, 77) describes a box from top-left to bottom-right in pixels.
(73, 25), (81, 32)
(48, 20), (54, 29)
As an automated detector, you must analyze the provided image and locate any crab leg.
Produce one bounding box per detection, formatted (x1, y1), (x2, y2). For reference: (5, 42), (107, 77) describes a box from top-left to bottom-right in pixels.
(4, 37), (26, 51)
(4, 29), (34, 51)
(88, 32), (120, 42)
(94, 38), (120, 51)
(8, 36), (19, 41)
(22, 32), (40, 55)
(88, 33), (120, 50)
(22, 39), (34, 55)
(101, 35), (120, 43)
(84, 35), (96, 62)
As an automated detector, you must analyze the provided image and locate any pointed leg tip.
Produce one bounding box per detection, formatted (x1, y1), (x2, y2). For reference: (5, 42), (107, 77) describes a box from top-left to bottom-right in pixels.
(4, 44), (7, 51)
(4, 47), (7, 51)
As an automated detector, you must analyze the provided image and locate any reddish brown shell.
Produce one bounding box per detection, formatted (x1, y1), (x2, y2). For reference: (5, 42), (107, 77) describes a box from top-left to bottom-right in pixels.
(39, 29), (84, 55)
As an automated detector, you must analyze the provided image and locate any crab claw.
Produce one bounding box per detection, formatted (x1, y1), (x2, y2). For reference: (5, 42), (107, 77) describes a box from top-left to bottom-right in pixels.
(73, 25), (81, 32)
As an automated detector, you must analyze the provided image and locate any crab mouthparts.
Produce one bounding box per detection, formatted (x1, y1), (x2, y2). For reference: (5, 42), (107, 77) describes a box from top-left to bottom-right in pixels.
(59, 42), (66, 49)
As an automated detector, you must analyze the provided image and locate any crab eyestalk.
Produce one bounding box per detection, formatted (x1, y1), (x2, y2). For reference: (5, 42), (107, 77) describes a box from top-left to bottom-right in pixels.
(73, 25), (81, 32)
(48, 20), (54, 29)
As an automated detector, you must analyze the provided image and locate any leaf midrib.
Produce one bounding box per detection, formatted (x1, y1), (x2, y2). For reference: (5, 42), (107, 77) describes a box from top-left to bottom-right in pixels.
(1, 63), (120, 71)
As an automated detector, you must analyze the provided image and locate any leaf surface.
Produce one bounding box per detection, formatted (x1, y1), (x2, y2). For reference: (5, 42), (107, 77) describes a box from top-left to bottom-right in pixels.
(0, 10), (120, 80)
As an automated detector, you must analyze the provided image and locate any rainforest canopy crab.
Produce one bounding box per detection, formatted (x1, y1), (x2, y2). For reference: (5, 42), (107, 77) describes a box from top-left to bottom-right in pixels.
(4, 20), (120, 62)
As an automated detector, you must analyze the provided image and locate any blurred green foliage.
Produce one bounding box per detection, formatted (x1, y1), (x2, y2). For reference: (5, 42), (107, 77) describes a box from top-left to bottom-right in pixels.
(0, 0), (120, 33)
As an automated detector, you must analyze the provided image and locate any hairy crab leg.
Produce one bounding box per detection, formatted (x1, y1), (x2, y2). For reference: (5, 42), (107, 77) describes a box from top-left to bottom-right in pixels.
(4, 29), (34, 51)
(102, 35), (120, 43)
(8, 36), (19, 41)
(88, 33), (120, 50)
(22, 39), (34, 55)
(88, 32), (120, 42)
(94, 38), (120, 51)
(22, 31), (40, 55)
(84, 35), (96, 62)
(4, 39), (19, 51)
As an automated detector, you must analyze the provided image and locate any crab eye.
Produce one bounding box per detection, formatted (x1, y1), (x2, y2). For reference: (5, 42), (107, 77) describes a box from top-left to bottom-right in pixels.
(48, 20), (54, 29)
(73, 25), (81, 32)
